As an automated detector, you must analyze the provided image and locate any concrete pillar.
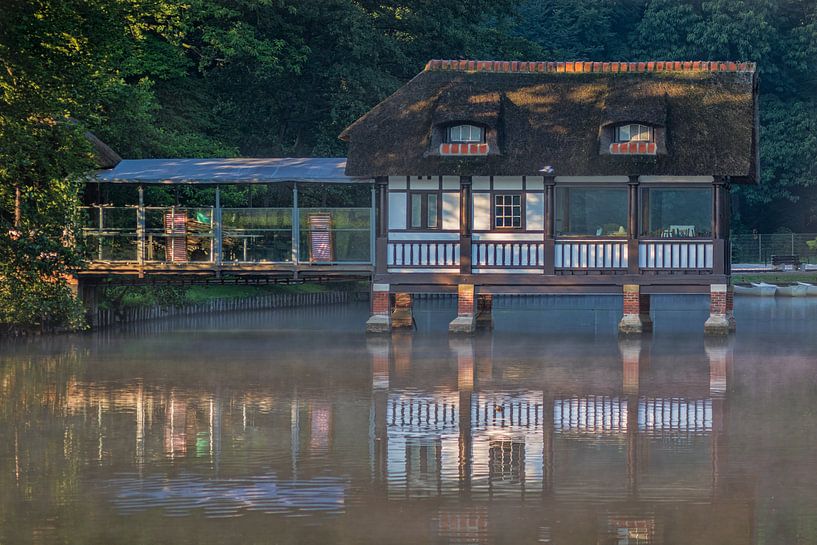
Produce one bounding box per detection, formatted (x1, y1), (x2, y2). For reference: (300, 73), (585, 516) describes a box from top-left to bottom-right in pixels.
(704, 284), (736, 335)
(618, 284), (652, 335)
(475, 293), (493, 329)
(366, 283), (391, 333)
(391, 292), (414, 329)
(449, 284), (476, 334)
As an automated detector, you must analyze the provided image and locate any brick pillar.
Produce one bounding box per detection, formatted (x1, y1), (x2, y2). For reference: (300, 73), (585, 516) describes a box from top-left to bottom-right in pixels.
(449, 284), (477, 334)
(618, 284), (652, 335)
(366, 283), (392, 333)
(475, 293), (493, 329)
(391, 292), (414, 329)
(704, 284), (735, 335)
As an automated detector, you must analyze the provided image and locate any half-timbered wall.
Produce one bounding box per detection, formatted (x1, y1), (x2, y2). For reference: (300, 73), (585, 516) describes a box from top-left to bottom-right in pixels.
(387, 176), (461, 271)
(384, 174), (722, 275)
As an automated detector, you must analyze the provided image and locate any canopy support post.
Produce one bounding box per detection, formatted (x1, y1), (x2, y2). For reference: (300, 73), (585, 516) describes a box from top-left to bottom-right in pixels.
(214, 185), (222, 274)
(370, 185), (376, 267)
(137, 185), (145, 272)
(292, 183), (300, 267)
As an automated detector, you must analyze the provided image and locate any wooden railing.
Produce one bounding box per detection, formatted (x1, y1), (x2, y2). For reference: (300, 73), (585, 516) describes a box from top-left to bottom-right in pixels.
(638, 240), (713, 270)
(555, 239), (628, 270)
(472, 241), (546, 269)
(387, 241), (460, 267)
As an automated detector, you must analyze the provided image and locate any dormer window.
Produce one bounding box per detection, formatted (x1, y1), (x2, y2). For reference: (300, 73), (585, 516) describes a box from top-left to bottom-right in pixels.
(609, 123), (658, 155)
(616, 124), (653, 143)
(439, 123), (489, 156)
(447, 124), (485, 143)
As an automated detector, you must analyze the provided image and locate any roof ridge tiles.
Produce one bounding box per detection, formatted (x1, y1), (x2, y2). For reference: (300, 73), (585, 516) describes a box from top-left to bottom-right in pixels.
(424, 59), (755, 74)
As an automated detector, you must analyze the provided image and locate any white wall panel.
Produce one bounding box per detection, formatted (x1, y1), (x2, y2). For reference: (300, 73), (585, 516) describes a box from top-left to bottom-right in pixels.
(442, 192), (460, 231)
(409, 176), (439, 190)
(472, 176), (491, 190)
(442, 176), (460, 190)
(473, 193), (491, 231)
(525, 192), (544, 231)
(493, 176), (524, 190)
(388, 192), (407, 230)
(388, 176), (407, 190)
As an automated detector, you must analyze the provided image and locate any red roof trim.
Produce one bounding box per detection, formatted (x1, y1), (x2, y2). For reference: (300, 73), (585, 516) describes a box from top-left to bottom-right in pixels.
(425, 59), (756, 74)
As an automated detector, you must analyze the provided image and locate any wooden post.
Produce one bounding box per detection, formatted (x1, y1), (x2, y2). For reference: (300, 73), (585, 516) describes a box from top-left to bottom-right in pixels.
(544, 176), (555, 275)
(627, 176), (639, 274)
(137, 185), (145, 269)
(370, 185), (376, 267)
(291, 183), (300, 265)
(712, 178), (726, 274)
(214, 185), (222, 272)
(375, 176), (388, 274)
(459, 176), (472, 275)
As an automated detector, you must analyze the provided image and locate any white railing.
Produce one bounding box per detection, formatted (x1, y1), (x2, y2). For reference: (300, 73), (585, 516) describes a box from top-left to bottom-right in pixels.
(638, 240), (713, 270)
(387, 241), (460, 267)
(555, 239), (628, 270)
(472, 241), (545, 269)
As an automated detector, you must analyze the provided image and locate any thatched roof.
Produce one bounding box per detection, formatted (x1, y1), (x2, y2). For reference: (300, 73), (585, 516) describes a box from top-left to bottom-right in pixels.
(340, 60), (759, 183)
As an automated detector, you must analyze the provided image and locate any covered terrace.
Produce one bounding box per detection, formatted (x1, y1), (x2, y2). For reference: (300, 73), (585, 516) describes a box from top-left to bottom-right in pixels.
(82, 158), (374, 279)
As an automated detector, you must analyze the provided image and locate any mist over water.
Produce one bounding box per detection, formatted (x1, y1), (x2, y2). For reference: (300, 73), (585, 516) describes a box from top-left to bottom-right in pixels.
(1, 297), (816, 544)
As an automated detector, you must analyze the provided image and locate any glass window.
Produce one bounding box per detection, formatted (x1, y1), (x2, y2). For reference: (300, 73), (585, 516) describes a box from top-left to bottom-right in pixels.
(617, 124), (653, 142)
(409, 193), (440, 230)
(448, 124), (484, 143)
(427, 194), (438, 228)
(642, 188), (712, 238)
(556, 187), (628, 237)
(494, 194), (521, 228)
(411, 194), (423, 229)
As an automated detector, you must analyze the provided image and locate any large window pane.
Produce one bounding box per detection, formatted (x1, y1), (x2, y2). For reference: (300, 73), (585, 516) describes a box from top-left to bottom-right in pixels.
(556, 187), (628, 237)
(411, 194), (423, 228)
(427, 194), (438, 228)
(643, 188), (712, 238)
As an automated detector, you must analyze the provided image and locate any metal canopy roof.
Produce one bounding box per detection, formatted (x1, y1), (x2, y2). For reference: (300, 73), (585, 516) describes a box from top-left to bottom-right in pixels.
(94, 157), (369, 184)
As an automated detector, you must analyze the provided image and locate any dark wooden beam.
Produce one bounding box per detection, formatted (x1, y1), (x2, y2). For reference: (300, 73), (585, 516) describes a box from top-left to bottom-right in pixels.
(459, 176), (472, 274)
(628, 176), (640, 274)
(544, 176), (556, 275)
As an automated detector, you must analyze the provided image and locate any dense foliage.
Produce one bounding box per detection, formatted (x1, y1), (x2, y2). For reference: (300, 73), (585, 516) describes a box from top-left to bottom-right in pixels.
(1, 0), (816, 329)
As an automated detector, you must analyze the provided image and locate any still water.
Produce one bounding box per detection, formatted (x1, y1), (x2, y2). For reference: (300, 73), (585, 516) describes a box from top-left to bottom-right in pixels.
(1, 296), (817, 544)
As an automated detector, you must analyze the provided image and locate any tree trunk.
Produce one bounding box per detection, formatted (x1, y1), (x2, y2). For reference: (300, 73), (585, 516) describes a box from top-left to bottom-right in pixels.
(14, 184), (21, 227)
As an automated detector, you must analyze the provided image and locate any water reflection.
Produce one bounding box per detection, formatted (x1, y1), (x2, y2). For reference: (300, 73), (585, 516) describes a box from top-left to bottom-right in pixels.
(2, 299), (817, 543)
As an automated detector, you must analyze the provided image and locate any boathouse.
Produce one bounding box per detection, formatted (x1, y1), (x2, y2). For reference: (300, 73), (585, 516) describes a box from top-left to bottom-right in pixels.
(341, 60), (759, 334)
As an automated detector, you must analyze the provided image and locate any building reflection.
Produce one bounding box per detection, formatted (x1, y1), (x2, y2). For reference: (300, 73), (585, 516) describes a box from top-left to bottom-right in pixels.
(366, 334), (747, 545)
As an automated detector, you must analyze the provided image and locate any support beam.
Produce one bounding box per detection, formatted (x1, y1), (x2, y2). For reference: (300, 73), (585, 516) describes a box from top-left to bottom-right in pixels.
(375, 177), (388, 274)
(449, 284), (476, 334)
(627, 176), (639, 274)
(366, 283), (392, 333)
(543, 176), (555, 275)
(704, 283), (735, 335)
(214, 185), (222, 272)
(619, 284), (652, 335)
(459, 176), (472, 274)
(391, 292), (414, 329)
(137, 185), (145, 270)
(475, 293), (493, 329)
(291, 183), (300, 265)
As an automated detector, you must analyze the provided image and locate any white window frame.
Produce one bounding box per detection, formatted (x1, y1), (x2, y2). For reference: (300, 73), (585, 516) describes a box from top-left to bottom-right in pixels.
(494, 193), (522, 229)
(448, 124), (484, 143)
(617, 123), (653, 142)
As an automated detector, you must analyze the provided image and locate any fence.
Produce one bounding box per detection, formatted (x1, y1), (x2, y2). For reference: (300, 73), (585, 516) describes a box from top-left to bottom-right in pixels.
(731, 233), (817, 265)
(91, 290), (364, 329)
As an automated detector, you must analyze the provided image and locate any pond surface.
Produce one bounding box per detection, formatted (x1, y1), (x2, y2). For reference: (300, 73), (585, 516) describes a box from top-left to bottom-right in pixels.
(1, 297), (817, 544)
